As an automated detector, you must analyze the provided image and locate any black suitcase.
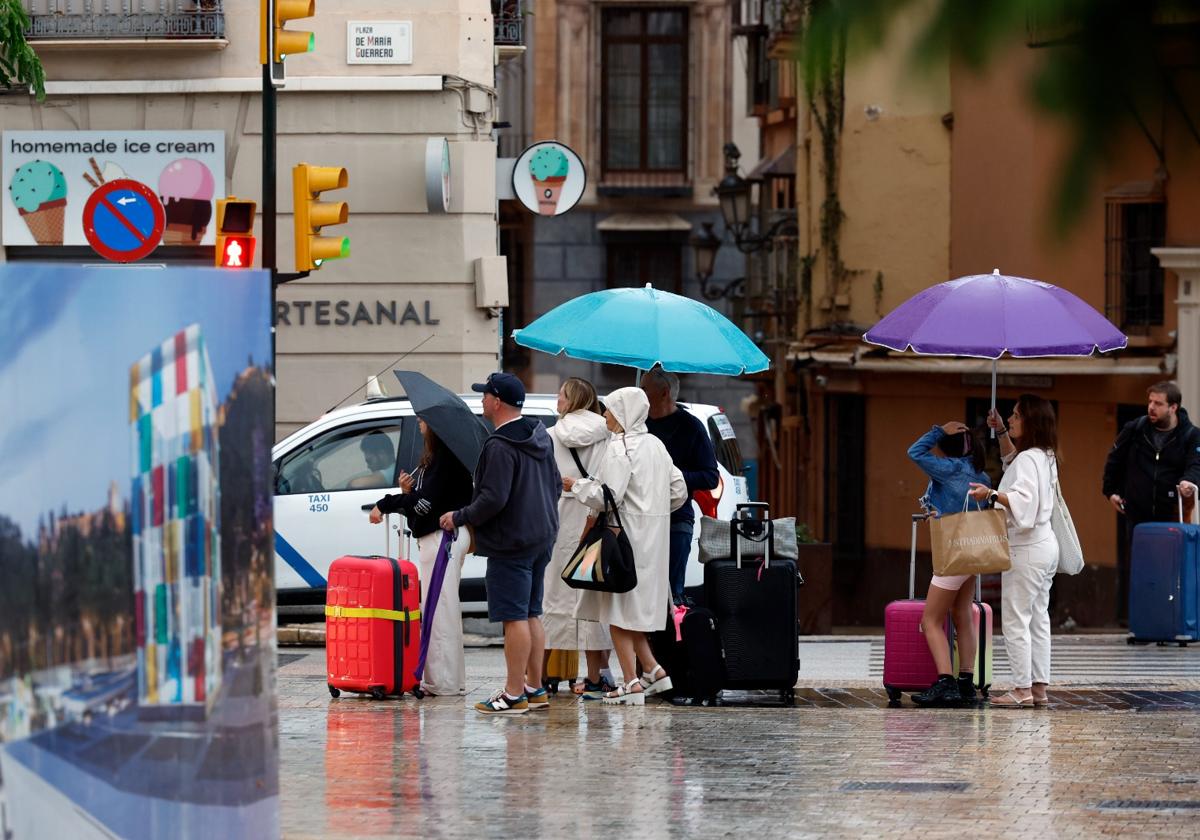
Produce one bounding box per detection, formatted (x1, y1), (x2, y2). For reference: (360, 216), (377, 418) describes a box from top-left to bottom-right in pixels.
(704, 503), (800, 703)
(648, 606), (726, 704)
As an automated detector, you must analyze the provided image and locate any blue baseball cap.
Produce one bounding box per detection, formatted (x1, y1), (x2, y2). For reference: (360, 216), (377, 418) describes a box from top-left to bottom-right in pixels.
(472, 371), (525, 407)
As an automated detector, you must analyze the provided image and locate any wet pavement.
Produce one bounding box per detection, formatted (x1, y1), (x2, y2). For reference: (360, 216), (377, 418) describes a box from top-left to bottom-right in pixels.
(279, 644), (1200, 839)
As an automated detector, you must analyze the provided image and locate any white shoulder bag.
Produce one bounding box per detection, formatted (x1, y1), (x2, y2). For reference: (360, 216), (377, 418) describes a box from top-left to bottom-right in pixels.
(1048, 455), (1084, 575)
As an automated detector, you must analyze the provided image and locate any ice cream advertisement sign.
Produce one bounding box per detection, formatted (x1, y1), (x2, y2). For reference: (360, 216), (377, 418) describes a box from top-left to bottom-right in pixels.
(512, 141), (585, 217)
(2, 131), (224, 247)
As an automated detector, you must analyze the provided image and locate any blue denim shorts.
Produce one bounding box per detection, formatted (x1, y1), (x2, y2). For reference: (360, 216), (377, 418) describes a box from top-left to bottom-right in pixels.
(485, 548), (552, 623)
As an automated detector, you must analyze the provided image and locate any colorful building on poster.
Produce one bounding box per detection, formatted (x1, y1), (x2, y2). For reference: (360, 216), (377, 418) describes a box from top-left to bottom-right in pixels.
(129, 324), (221, 716)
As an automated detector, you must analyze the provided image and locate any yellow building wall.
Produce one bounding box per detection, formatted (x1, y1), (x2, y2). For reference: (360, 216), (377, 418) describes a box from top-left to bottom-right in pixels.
(797, 4), (952, 331)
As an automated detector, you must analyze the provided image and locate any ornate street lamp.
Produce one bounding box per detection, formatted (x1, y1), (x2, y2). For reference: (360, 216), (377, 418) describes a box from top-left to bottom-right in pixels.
(715, 143), (753, 241)
(690, 222), (721, 284)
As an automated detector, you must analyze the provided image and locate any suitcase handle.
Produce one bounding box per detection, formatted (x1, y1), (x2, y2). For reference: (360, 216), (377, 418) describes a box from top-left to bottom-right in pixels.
(736, 502), (770, 520)
(909, 512), (931, 599)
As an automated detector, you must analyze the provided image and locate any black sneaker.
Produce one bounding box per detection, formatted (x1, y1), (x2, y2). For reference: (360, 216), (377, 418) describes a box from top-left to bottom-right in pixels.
(958, 676), (977, 704)
(912, 675), (962, 707)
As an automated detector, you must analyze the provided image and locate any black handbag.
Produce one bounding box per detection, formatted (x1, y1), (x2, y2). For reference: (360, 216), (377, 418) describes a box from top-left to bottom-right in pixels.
(560, 485), (637, 593)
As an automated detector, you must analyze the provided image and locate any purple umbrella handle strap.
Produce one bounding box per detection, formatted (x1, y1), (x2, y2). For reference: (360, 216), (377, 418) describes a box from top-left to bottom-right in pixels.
(414, 530), (454, 681)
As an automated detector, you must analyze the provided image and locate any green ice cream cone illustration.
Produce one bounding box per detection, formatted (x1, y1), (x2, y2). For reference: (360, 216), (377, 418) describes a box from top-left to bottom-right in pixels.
(8, 160), (68, 245)
(529, 146), (570, 215)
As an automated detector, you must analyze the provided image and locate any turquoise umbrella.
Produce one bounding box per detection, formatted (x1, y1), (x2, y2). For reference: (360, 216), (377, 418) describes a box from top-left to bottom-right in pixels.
(512, 284), (769, 375)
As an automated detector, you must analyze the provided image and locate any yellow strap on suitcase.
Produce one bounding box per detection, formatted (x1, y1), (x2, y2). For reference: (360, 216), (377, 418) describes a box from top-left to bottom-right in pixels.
(325, 605), (421, 622)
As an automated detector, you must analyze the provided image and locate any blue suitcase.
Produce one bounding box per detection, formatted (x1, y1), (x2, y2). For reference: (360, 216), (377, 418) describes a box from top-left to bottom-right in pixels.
(1128, 519), (1200, 646)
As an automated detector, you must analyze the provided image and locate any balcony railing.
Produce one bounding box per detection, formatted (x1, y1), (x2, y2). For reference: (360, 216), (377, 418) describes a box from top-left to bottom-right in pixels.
(493, 0), (523, 47)
(22, 0), (225, 41)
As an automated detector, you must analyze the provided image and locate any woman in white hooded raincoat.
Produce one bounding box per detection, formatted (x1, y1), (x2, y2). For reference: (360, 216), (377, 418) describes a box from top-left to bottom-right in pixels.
(566, 387), (686, 705)
(542, 377), (614, 691)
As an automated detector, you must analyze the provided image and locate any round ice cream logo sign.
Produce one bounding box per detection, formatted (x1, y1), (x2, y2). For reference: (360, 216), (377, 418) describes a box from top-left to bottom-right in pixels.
(513, 141), (585, 217)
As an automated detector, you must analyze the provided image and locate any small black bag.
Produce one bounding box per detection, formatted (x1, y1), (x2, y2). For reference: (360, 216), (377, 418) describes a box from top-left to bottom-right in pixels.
(560, 485), (637, 593)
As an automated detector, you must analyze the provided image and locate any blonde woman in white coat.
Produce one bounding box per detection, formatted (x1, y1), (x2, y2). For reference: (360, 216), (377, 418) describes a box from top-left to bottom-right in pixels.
(542, 377), (615, 693)
(564, 387), (687, 706)
(968, 394), (1060, 709)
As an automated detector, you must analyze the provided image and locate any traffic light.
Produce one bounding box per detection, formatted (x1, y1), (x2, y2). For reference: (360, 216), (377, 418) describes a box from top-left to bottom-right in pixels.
(260, 0), (316, 66)
(293, 163), (349, 272)
(214, 197), (258, 269)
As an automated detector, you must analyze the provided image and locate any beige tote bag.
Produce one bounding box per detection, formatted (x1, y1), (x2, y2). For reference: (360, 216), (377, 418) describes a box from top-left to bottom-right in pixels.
(929, 494), (1011, 576)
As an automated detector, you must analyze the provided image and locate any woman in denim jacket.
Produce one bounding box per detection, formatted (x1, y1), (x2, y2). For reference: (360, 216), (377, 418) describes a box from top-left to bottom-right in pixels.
(908, 421), (991, 707)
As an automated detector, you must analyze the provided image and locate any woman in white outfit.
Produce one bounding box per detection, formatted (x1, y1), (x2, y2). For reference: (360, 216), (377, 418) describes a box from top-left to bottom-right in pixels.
(370, 419), (474, 696)
(542, 377), (615, 694)
(564, 387), (686, 706)
(968, 394), (1060, 708)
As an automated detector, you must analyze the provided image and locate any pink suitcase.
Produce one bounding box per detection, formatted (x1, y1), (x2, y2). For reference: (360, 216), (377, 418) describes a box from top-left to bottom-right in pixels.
(884, 514), (995, 703)
(883, 514), (939, 702)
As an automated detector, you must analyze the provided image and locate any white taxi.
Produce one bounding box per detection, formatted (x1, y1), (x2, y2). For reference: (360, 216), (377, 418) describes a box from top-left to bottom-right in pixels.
(272, 392), (750, 614)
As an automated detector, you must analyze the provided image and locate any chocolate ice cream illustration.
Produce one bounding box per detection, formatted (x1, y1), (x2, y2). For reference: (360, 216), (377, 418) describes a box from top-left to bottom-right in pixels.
(158, 159), (215, 244)
(8, 160), (67, 244)
(529, 146), (570, 215)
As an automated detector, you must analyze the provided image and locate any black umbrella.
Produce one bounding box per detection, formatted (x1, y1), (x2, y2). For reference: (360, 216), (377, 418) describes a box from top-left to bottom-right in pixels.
(392, 370), (490, 472)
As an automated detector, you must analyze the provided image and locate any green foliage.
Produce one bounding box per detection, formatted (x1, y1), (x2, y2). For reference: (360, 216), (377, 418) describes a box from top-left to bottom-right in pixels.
(797, 0), (1200, 233)
(796, 521), (818, 544)
(0, 0), (46, 100)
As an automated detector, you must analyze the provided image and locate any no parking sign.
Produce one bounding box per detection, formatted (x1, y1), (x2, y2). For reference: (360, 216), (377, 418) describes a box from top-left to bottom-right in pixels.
(82, 178), (166, 262)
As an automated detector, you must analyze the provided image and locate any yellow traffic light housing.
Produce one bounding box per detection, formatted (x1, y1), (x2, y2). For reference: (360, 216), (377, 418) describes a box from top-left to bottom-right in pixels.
(260, 0), (316, 66)
(214, 197), (258, 268)
(293, 164), (350, 272)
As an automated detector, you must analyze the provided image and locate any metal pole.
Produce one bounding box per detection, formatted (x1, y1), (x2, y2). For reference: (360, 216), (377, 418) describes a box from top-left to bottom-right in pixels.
(990, 357), (998, 438)
(262, 64), (277, 278)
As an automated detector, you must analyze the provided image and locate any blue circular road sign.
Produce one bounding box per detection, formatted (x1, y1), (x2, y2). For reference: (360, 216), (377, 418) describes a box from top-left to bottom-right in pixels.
(82, 178), (166, 262)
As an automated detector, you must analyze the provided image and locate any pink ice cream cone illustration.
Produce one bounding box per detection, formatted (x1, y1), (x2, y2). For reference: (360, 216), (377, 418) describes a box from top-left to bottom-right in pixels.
(158, 159), (215, 245)
(529, 146), (570, 216)
(9, 160), (68, 245)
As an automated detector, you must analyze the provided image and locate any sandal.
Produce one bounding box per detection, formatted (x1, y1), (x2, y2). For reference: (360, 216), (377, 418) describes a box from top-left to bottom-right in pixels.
(990, 691), (1035, 708)
(639, 665), (674, 697)
(600, 679), (645, 706)
(1032, 683), (1049, 707)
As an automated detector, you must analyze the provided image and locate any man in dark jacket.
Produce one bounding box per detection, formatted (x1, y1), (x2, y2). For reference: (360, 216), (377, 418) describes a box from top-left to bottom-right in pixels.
(641, 367), (719, 603)
(440, 372), (561, 714)
(1102, 381), (1200, 622)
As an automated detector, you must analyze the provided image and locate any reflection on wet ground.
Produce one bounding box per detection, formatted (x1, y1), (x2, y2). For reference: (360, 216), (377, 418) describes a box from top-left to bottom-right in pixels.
(278, 648), (1200, 839)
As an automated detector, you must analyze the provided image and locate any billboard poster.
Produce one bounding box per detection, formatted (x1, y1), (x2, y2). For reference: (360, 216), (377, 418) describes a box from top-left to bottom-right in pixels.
(2, 131), (225, 246)
(0, 265), (276, 838)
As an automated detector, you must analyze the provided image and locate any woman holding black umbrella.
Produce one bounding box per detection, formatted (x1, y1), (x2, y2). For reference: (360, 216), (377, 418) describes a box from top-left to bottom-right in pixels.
(370, 418), (473, 696)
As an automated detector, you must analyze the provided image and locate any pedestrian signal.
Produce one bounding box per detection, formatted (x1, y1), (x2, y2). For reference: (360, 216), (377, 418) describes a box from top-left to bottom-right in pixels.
(214, 197), (258, 269)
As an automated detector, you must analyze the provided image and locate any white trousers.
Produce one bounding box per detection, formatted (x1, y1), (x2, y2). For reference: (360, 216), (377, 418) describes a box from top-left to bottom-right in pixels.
(415, 529), (468, 696)
(1001, 536), (1058, 688)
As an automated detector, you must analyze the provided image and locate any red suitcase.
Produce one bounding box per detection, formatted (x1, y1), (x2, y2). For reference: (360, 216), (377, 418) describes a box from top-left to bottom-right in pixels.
(326, 515), (422, 699)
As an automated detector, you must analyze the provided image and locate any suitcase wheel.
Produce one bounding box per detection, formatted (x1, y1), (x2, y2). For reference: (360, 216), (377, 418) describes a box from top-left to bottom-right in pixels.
(1180, 642), (1189, 648)
(885, 686), (902, 703)
(328, 685), (340, 699)
(780, 689), (795, 705)
(1157, 641), (1168, 647)
(369, 685), (387, 700)
(412, 687), (425, 699)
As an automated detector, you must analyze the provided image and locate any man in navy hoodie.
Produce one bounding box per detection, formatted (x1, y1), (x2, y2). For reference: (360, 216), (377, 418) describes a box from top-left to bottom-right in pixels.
(441, 372), (561, 714)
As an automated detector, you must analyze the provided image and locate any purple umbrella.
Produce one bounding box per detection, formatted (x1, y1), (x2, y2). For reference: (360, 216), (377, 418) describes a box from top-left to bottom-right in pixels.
(864, 269), (1127, 427)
